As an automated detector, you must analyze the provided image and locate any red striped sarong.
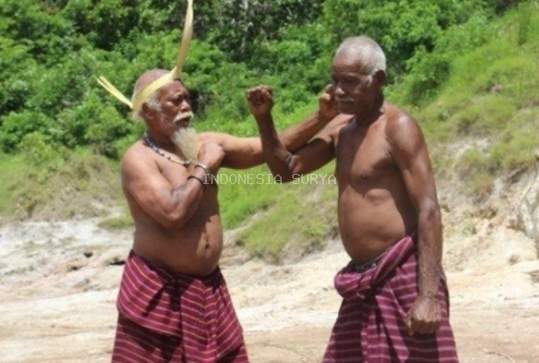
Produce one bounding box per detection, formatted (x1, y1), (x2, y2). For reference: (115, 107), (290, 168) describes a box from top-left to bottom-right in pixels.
(323, 235), (458, 362)
(112, 251), (248, 363)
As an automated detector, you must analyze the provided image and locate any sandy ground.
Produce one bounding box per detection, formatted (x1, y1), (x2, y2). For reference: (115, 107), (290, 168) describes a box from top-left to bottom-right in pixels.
(0, 219), (538, 363)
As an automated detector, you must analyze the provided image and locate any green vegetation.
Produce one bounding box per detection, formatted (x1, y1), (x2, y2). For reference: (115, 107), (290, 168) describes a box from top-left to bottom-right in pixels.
(398, 2), (539, 199)
(228, 164), (337, 261)
(0, 147), (121, 220)
(1, 1), (537, 260)
(217, 167), (282, 229)
(0, 153), (27, 215)
(0, 0), (502, 151)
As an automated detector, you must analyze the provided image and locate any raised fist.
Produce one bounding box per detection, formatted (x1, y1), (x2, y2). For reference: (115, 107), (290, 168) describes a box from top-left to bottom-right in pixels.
(246, 85), (273, 118)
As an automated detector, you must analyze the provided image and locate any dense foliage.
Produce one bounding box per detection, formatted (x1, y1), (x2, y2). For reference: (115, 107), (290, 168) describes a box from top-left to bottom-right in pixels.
(0, 0), (523, 158)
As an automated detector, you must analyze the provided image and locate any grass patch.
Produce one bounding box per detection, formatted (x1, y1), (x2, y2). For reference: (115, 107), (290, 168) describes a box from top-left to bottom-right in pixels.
(459, 148), (496, 177)
(0, 153), (28, 216)
(469, 172), (496, 201)
(235, 163), (338, 262)
(451, 95), (517, 135)
(0, 148), (124, 220)
(491, 127), (539, 171)
(218, 166), (282, 229)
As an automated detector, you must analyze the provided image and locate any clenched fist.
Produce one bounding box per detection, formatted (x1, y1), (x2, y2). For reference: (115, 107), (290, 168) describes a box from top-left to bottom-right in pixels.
(197, 142), (225, 174)
(246, 85), (273, 119)
(405, 296), (442, 336)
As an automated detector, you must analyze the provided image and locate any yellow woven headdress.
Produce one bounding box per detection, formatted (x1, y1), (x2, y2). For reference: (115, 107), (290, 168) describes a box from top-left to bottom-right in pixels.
(97, 0), (194, 115)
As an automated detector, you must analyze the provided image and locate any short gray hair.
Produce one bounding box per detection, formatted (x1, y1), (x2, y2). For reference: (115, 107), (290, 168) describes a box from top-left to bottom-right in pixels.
(131, 91), (161, 122)
(336, 36), (386, 75)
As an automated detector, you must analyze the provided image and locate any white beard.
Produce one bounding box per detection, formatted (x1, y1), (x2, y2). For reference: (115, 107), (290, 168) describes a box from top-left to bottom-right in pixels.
(172, 126), (199, 162)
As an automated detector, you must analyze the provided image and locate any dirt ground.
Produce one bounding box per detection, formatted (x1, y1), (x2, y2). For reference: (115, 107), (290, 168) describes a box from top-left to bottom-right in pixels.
(0, 219), (538, 362)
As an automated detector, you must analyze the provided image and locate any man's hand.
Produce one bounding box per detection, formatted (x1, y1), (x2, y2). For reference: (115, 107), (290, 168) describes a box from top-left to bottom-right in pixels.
(198, 142), (225, 174)
(405, 296), (442, 336)
(318, 84), (338, 123)
(246, 85), (273, 119)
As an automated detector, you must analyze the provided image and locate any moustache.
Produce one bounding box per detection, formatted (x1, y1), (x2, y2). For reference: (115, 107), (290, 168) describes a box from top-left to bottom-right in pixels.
(173, 111), (194, 126)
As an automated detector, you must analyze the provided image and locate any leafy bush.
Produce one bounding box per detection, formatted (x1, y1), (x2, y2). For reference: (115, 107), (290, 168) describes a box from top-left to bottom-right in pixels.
(322, 0), (493, 81)
(18, 132), (60, 166)
(392, 14), (492, 104)
(0, 111), (55, 151)
(84, 105), (134, 158)
(0, 0), (75, 64)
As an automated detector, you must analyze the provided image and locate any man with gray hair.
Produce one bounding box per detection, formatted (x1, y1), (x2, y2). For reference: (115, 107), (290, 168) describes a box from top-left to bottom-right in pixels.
(113, 68), (338, 362)
(250, 36), (459, 362)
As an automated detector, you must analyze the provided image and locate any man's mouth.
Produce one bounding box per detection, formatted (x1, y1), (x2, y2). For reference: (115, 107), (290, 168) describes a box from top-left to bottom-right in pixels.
(174, 111), (194, 127)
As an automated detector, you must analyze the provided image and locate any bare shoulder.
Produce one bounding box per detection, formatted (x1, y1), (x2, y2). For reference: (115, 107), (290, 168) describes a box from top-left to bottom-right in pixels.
(121, 141), (154, 177)
(384, 103), (424, 148)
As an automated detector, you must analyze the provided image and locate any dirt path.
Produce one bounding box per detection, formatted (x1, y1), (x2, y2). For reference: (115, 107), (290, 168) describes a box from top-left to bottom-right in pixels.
(0, 220), (538, 362)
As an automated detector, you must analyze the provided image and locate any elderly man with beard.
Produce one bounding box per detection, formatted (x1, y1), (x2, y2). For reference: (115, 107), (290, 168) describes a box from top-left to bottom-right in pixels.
(250, 36), (459, 362)
(111, 69), (337, 363)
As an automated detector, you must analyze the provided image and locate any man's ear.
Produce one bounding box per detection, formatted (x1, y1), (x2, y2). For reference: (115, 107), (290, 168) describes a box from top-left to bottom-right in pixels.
(373, 70), (386, 88)
(141, 103), (152, 122)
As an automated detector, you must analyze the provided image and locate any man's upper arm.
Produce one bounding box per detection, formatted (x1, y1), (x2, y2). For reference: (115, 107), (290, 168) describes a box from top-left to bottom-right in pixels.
(387, 116), (438, 209)
(121, 152), (177, 225)
(200, 132), (261, 169)
(201, 131), (334, 172)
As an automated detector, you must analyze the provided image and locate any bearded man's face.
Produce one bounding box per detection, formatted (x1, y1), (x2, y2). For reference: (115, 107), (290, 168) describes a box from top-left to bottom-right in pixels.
(154, 82), (199, 161)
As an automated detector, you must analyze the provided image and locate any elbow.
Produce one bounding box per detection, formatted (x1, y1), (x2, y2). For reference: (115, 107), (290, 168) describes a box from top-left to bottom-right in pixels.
(271, 155), (302, 183)
(273, 173), (294, 183)
(160, 209), (190, 229)
(270, 166), (301, 183)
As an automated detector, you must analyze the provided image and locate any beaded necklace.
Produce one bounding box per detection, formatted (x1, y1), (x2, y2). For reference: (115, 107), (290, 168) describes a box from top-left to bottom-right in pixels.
(142, 134), (191, 166)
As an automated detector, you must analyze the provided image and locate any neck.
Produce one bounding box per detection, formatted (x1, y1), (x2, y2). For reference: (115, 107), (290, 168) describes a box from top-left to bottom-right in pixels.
(354, 93), (384, 126)
(145, 130), (176, 153)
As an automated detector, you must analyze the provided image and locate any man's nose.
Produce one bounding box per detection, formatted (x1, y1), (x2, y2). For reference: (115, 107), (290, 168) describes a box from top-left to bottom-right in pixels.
(334, 83), (345, 97)
(180, 100), (191, 112)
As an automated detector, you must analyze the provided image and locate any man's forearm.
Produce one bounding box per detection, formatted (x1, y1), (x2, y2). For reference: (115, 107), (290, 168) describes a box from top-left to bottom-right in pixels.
(280, 111), (328, 152)
(167, 168), (210, 227)
(254, 112), (296, 181)
(417, 207), (443, 298)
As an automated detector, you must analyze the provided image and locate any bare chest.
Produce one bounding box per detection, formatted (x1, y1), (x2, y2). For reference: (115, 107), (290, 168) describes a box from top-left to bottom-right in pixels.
(335, 123), (396, 187)
(156, 156), (192, 184)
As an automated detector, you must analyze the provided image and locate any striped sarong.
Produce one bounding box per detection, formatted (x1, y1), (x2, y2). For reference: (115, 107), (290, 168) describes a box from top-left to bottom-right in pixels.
(112, 250), (248, 362)
(323, 235), (458, 362)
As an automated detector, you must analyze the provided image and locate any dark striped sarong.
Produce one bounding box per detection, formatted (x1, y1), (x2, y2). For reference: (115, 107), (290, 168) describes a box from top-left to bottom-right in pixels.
(323, 235), (458, 362)
(112, 250), (248, 363)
